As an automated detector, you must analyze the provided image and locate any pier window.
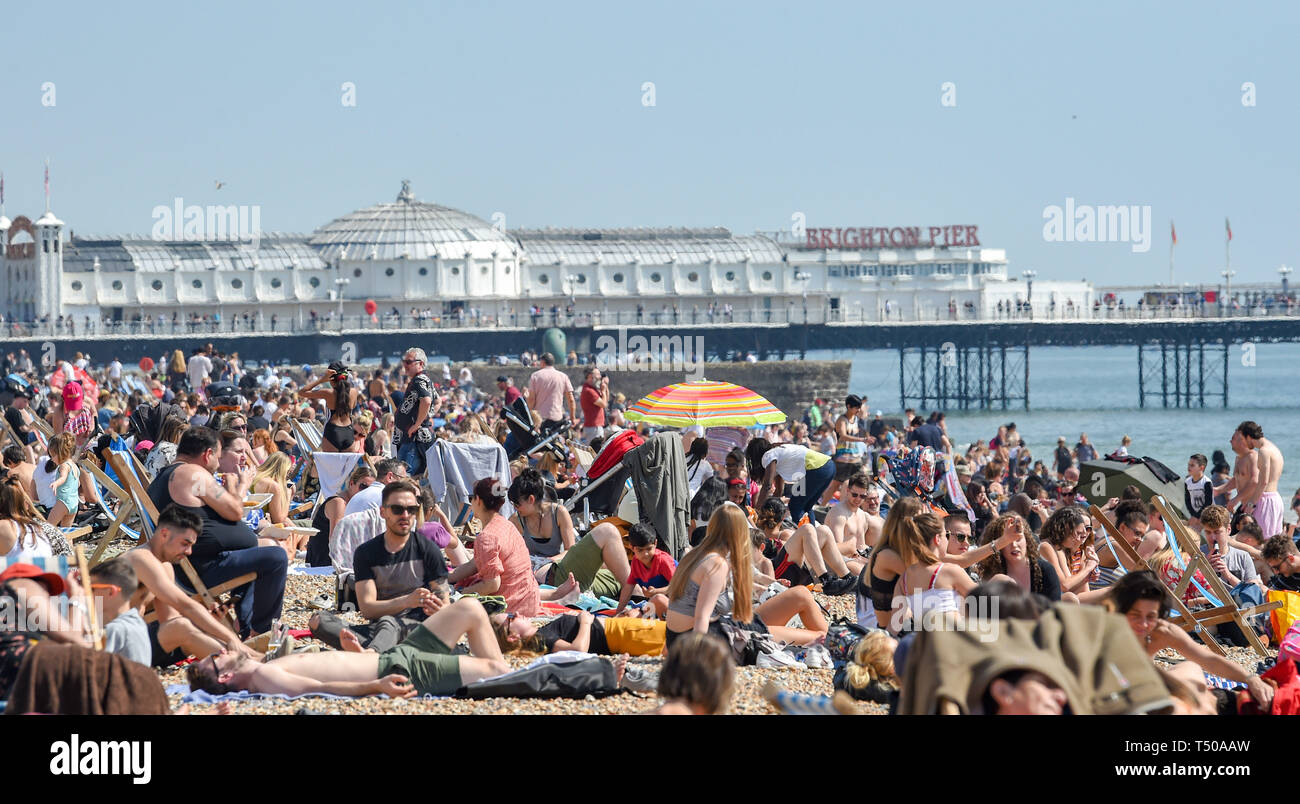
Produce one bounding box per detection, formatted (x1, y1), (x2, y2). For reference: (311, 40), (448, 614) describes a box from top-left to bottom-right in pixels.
(151, 280), (163, 290)
(112, 280), (123, 290)
(688, 272), (699, 282)
(231, 278), (243, 289)
(762, 271), (772, 281)
(191, 279), (202, 289)
(71, 281), (83, 291)
(613, 273), (624, 283)
(650, 272), (662, 283)
(309, 277), (321, 287)
(353, 269), (362, 278)
(725, 271), (735, 281)
(539, 274), (549, 284)
(270, 278), (282, 289)
(418, 267), (428, 276)
(385, 268), (395, 277)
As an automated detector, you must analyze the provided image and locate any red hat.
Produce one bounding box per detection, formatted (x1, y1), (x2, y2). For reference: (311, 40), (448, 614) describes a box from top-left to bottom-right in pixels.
(726, 477), (746, 487)
(62, 381), (84, 412)
(0, 562), (67, 595)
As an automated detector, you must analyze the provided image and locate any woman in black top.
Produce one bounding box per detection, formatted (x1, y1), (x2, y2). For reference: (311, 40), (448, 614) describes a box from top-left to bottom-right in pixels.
(975, 513), (1062, 602)
(301, 361), (359, 453)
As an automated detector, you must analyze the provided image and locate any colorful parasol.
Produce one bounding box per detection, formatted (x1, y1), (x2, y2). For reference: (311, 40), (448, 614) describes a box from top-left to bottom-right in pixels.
(624, 380), (787, 428)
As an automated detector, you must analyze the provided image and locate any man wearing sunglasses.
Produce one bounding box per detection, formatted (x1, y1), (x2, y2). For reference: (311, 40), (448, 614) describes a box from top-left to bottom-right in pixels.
(394, 348), (436, 476)
(1261, 534), (1300, 592)
(90, 556), (150, 666)
(311, 480), (450, 654)
(823, 472), (879, 561)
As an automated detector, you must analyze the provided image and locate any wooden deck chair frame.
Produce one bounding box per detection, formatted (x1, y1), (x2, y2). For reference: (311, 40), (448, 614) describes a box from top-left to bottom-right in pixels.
(105, 452), (253, 633)
(1148, 496), (1280, 658)
(1090, 503), (1230, 657)
(79, 458), (139, 567)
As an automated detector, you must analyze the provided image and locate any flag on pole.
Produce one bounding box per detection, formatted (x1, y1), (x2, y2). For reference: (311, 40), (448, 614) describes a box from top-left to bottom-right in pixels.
(1225, 217), (1232, 241)
(0, 171), (5, 207)
(1170, 221), (1176, 246)
(44, 159), (50, 211)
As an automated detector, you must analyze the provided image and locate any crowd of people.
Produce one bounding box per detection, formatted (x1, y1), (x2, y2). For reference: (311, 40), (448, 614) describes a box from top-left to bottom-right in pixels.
(2, 340), (1299, 716)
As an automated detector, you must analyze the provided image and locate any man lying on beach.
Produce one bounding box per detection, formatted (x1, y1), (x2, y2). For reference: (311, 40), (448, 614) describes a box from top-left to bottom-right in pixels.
(186, 597), (511, 698)
(123, 504), (264, 667)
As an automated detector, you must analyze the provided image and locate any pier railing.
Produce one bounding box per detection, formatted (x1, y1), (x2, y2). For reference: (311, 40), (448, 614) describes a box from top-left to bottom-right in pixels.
(6, 301), (1299, 338)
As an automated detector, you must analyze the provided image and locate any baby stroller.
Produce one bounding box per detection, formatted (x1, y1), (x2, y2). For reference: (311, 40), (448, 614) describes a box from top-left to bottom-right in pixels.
(501, 405), (568, 463)
(564, 429), (644, 524)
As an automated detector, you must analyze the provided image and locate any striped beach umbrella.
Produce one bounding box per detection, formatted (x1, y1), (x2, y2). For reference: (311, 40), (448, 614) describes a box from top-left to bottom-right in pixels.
(624, 380), (787, 428)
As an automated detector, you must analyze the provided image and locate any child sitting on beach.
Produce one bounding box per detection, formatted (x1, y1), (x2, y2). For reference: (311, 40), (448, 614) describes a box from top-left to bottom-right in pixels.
(615, 523), (675, 615)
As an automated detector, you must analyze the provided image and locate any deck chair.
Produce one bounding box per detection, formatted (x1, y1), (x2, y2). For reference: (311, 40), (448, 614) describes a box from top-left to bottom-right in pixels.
(105, 452), (252, 633)
(1149, 495), (1281, 658)
(1090, 502), (1229, 656)
(0, 551), (103, 649)
(79, 458), (142, 567)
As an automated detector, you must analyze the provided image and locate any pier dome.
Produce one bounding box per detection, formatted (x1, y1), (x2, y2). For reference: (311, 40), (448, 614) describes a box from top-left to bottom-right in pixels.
(308, 180), (517, 262)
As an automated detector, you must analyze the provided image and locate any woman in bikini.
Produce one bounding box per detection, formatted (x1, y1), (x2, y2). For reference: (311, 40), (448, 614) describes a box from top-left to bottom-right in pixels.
(895, 510), (976, 630)
(300, 361), (360, 453)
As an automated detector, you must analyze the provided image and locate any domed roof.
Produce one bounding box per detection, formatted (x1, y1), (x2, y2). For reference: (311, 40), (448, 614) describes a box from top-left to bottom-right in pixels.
(309, 180), (517, 262)
(35, 210), (64, 226)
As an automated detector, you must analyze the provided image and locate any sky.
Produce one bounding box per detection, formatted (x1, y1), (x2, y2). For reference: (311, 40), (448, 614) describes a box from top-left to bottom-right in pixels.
(1, 0), (1296, 287)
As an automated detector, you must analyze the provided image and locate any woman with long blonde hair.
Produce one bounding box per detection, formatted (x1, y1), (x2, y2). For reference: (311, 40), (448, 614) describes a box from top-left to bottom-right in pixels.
(665, 503), (756, 651)
(250, 452), (300, 559)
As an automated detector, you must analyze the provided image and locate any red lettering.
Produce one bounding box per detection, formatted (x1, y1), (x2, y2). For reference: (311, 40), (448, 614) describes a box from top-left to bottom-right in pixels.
(950, 225), (965, 247)
(843, 227), (860, 248)
(834, 228), (844, 248)
(876, 227), (889, 247)
(889, 227), (904, 247)
(863, 228), (875, 248)
(966, 225), (979, 246)
(820, 228), (833, 249)
(905, 226), (921, 247)
(928, 226), (942, 246)
(806, 228), (818, 249)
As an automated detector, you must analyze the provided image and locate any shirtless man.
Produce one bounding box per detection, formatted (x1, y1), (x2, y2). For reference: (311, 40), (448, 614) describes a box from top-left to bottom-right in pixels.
(122, 504), (263, 667)
(185, 597), (512, 698)
(1217, 424), (1261, 537)
(823, 472), (876, 558)
(1237, 421), (1285, 542)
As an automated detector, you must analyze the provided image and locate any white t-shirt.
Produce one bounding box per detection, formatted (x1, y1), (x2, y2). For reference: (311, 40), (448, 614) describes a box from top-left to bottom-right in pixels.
(343, 482), (385, 517)
(109, 360), (123, 380)
(686, 459), (715, 499)
(3, 523), (53, 564)
(763, 444), (812, 483)
(33, 461), (58, 508)
(459, 367), (474, 385)
(188, 354), (212, 389)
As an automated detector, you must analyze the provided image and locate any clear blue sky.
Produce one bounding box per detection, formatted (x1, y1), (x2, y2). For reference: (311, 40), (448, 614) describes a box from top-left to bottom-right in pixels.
(2, 1), (1295, 286)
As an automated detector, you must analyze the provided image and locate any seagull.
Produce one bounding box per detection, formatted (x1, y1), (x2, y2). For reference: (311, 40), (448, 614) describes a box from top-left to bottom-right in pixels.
(215, 180), (226, 189)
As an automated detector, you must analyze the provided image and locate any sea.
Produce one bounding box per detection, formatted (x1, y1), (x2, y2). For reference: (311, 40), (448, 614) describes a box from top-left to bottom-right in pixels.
(806, 343), (1300, 502)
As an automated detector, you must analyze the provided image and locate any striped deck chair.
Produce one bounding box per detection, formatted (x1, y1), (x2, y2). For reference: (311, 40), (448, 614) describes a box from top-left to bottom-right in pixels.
(79, 458), (142, 567)
(0, 548), (105, 650)
(105, 452), (253, 632)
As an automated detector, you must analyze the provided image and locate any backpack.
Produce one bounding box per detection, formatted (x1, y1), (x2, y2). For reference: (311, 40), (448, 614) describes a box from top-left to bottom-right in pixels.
(824, 616), (871, 664)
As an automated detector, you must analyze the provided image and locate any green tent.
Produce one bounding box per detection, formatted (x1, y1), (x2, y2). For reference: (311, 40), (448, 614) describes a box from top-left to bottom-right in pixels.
(1078, 458), (1188, 519)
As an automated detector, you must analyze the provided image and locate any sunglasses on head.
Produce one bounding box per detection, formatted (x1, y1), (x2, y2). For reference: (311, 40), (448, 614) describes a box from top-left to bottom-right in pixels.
(387, 504), (420, 516)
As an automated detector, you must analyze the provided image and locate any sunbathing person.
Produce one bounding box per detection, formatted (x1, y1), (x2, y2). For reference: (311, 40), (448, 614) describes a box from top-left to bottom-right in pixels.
(755, 498), (857, 596)
(821, 472), (879, 558)
(894, 510), (976, 631)
(186, 597), (512, 698)
(122, 504), (264, 667)
(508, 470), (631, 600)
(491, 609), (668, 657)
(858, 497), (924, 630)
(1107, 569), (1274, 711)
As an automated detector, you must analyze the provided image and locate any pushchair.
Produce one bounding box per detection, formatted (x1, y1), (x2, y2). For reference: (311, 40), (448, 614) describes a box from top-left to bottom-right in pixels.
(564, 429), (644, 524)
(501, 405), (568, 463)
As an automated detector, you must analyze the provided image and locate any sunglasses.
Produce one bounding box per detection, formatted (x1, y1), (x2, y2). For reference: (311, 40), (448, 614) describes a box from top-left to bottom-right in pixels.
(387, 504), (420, 516)
(402, 358), (420, 365)
(90, 583), (121, 595)
(506, 612), (518, 624)
(947, 531), (970, 543)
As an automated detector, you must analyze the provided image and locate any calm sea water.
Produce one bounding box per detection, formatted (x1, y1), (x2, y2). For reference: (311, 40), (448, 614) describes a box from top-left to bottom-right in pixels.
(806, 343), (1300, 499)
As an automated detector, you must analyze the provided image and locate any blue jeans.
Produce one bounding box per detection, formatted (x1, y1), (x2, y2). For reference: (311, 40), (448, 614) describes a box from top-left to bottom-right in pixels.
(788, 460), (835, 527)
(189, 546), (288, 637)
(397, 439), (428, 477)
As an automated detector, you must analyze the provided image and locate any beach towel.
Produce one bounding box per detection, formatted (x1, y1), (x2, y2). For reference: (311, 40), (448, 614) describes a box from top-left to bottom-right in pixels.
(165, 684), (449, 704)
(426, 440), (513, 517)
(6, 642), (170, 715)
(311, 452), (363, 517)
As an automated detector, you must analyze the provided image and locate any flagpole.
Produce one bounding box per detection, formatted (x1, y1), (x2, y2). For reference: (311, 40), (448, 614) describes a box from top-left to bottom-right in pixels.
(44, 158), (50, 213)
(1169, 220), (1175, 286)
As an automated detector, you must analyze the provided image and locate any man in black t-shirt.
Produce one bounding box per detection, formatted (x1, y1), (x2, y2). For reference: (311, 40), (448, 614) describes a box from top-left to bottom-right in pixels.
(907, 416), (947, 453)
(1262, 534), (1300, 592)
(1054, 437), (1073, 477)
(309, 480), (449, 653)
(394, 347), (437, 477)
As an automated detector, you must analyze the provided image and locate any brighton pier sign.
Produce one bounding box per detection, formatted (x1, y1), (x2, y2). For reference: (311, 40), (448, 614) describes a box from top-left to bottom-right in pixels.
(804, 225), (979, 250)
